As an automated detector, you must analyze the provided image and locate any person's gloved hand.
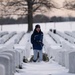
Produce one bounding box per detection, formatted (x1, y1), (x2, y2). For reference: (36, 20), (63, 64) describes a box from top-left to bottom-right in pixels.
(36, 41), (44, 46)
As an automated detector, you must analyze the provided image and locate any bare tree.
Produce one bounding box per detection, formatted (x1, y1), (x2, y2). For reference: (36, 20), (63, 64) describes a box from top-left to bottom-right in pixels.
(63, 0), (75, 10)
(1, 0), (58, 32)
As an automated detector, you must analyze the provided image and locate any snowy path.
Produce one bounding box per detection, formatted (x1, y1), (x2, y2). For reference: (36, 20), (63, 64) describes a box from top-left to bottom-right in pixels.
(15, 61), (75, 75)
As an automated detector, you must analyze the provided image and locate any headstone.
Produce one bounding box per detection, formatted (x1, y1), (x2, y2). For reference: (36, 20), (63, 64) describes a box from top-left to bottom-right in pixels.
(58, 51), (65, 66)
(14, 45), (25, 57)
(15, 50), (23, 69)
(69, 52), (75, 73)
(0, 64), (5, 75)
(65, 50), (75, 69)
(0, 53), (14, 75)
(25, 41), (33, 59)
(0, 55), (10, 75)
(15, 50), (19, 68)
(3, 50), (16, 72)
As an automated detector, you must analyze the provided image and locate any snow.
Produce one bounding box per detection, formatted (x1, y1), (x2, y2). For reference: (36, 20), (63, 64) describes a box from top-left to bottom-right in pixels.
(1, 24), (28, 32)
(5, 34), (17, 45)
(44, 33), (56, 45)
(15, 32), (75, 74)
(0, 22), (75, 75)
(14, 61), (75, 75)
(0, 22), (75, 32)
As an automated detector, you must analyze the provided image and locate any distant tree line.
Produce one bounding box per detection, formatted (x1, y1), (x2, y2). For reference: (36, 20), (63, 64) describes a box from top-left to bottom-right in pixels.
(0, 15), (75, 25)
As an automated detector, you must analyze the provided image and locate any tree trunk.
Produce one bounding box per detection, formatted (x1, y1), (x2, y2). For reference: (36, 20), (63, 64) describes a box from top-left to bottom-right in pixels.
(27, 0), (33, 32)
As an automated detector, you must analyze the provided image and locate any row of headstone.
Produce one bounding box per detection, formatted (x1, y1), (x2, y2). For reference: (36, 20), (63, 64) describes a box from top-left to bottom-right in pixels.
(0, 32), (16, 44)
(0, 32), (8, 37)
(14, 32), (34, 62)
(57, 48), (75, 73)
(0, 47), (25, 75)
(46, 30), (75, 73)
(15, 33), (29, 66)
(14, 32), (25, 44)
(56, 31), (75, 44)
(47, 40), (75, 73)
(65, 31), (75, 39)
(61, 42), (75, 73)
(48, 31), (61, 44)
(0, 31), (30, 75)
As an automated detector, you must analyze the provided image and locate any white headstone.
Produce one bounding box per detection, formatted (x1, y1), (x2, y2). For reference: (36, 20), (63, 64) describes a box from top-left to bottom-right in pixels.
(3, 50), (16, 72)
(0, 55), (10, 75)
(0, 64), (5, 75)
(69, 52), (75, 73)
(65, 50), (75, 69)
(15, 49), (23, 68)
(0, 53), (14, 75)
(58, 50), (66, 66)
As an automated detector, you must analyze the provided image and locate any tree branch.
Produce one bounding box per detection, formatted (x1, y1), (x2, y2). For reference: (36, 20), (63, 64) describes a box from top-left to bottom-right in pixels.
(7, 1), (27, 6)
(63, 0), (75, 10)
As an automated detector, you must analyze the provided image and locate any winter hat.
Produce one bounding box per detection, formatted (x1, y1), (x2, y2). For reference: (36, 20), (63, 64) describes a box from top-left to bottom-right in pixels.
(35, 25), (40, 29)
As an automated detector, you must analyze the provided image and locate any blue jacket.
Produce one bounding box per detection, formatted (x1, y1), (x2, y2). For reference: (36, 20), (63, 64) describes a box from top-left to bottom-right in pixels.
(31, 30), (43, 50)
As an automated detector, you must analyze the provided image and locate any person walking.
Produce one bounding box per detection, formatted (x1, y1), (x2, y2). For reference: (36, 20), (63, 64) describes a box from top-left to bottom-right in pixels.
(31, 25), (44, 62)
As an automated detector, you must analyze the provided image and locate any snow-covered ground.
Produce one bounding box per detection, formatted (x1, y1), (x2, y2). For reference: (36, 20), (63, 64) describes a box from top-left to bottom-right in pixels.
(14, 32), (75, 75)
(15, 61), (75, 75)
(0, 22), (75, 32)
(15, 61), (68, 75)
(0, 22), (75, 75)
